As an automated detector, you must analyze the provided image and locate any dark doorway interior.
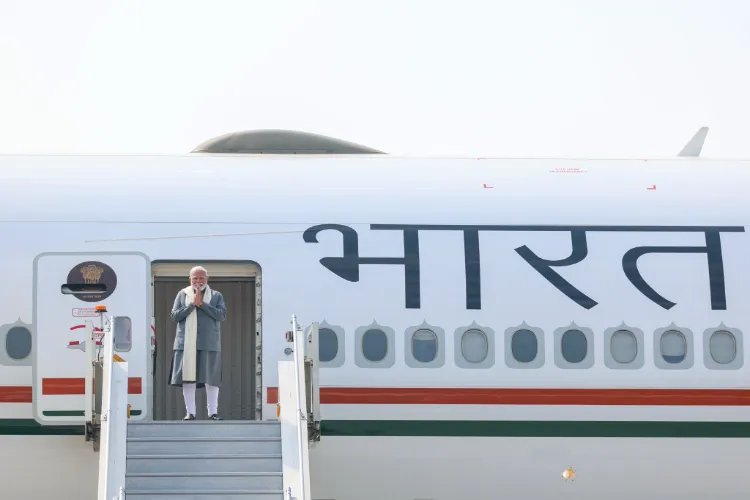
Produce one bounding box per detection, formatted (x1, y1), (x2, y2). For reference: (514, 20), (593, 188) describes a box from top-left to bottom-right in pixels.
(152, 276), (257, 420)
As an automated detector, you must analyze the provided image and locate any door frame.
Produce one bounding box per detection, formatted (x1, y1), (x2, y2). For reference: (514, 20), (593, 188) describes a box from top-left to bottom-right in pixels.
(149, 260), (263, 420)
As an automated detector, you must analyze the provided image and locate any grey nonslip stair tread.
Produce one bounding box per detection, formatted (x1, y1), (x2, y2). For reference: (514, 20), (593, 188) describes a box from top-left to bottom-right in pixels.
(127, 454), (282, 474)
(128, 440), (281, 454)
(127, 472), (283, 477)
(124, 490), (283, 500)
(126, 490), (283, 494)
(127, 436), (279, 441)
(127, 454), (282, 459)
(126, 472), (282, 490)
(128, 421), (281, 438)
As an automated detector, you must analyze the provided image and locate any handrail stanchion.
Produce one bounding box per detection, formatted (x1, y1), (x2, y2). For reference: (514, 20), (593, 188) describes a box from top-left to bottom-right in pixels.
(280, 314), (315, 500)
(96, 315), (130, 500)
(291, 315), (311, 500)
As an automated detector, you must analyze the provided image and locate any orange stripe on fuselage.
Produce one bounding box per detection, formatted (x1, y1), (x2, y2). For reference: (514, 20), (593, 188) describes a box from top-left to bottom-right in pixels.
(4, 384), (749, 406)
(0, 386), (33, 403)
(0, 379), (141, 403)
(41, 378), (142, 395)
(265, 387), (750, 406)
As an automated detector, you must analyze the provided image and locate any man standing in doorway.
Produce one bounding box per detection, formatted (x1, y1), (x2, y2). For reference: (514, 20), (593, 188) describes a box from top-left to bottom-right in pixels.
(169, 265), (227, 420)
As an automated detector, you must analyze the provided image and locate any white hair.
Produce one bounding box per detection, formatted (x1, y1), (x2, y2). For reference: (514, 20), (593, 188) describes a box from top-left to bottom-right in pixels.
(189, 266), (208, 277)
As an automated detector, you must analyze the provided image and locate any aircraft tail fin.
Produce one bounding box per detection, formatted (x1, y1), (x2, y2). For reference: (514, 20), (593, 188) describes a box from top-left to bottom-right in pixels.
(678, 127), (709, 157)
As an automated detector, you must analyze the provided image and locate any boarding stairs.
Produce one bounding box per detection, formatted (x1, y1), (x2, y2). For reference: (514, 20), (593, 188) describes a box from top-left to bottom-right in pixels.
(86, 311), (319, 500)
(124, 420), (284, 499)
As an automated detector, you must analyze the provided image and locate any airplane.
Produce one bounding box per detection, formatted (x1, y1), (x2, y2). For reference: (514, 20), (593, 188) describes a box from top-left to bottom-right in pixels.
(1, 126), (750, 500)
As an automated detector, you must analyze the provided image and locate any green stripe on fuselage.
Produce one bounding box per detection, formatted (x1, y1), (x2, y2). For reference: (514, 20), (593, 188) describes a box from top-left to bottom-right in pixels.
(320, 420), (750, 438)
(0, 419), (83, 436)
(2, 419), (750, 437)
(0, 411), (143, 435)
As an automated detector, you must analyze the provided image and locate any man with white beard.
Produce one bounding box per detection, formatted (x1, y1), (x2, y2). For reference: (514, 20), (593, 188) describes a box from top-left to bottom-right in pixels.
(169, 265), (228, 420)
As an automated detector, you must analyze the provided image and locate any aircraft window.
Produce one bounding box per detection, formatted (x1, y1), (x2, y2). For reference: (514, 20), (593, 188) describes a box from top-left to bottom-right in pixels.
(412, 329), (437, 363)
(561, 330), (587, 363)
(362, 329), (388, 362)
(356, 323), (395, 368)
(610, 330), (637, 364)
(113, 316), (132, 352)
(6, 326), (31, 360)
(405, 324), (445, 368)
(511, 329), (537, 363)
(455, 324), (495, 369)
(603, 325), (644, 370)
(319, 328), (339, 363)
(60, 283), (107, 295)
(709, 330), (736, 364)
(660, 330), (687, 364)
(460, 329), (488, 363)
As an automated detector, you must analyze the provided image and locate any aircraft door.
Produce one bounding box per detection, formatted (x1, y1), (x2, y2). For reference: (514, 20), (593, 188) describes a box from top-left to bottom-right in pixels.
(32, 252), (151, 426)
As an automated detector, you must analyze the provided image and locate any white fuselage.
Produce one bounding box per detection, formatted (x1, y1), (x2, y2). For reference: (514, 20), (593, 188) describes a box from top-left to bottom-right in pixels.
(1, 154), (749, 499)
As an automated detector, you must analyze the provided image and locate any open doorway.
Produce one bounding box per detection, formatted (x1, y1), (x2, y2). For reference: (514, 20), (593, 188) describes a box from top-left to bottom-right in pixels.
(150, 261), (262, 421)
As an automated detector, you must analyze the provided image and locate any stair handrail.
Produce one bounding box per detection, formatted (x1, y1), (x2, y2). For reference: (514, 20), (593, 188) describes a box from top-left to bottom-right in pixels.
(85, 306), (109, 446)
(291, 314), (311, 500)
(96, 316), (131, 500)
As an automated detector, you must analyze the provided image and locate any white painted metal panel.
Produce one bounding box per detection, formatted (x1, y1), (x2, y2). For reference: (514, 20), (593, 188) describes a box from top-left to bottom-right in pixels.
(32, 252), (151, 426)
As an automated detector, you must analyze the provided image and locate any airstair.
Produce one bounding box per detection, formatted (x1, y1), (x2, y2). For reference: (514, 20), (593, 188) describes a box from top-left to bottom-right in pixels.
(124, 420), (283, 499)
(88, 312), (319, 500)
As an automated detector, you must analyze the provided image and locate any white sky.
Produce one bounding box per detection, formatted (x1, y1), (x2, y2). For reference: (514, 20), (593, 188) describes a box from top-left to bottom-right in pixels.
(0, 0), (748, 157)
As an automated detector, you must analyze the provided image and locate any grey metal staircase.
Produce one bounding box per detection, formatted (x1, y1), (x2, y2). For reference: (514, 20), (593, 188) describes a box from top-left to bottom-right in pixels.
(124, 420), (283, 500)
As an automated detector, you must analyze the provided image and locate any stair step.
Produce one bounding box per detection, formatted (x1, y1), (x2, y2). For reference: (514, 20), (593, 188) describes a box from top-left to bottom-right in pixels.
(128, 421), (280, 439)
(127, 437), (281, 455)
(126, 472), (282, 491)
(124, 490), (283, 500)
(127, 454), (282, 474)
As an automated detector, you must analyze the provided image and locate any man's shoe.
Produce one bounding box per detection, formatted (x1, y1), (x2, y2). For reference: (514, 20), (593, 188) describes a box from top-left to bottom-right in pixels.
(183, 414), (196, 421)
(208, 414), (223, 421)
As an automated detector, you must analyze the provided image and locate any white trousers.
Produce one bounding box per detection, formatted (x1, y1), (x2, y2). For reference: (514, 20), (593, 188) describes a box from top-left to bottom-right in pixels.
(182, 383), (219, 415)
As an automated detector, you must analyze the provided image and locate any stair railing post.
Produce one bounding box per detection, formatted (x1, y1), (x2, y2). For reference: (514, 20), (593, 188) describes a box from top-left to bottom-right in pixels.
(291, 315), (308, 500)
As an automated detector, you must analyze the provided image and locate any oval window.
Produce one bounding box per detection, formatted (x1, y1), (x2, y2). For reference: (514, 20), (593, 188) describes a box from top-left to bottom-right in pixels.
(362, 329), (388, 362)
(660, 330), (686, 364)
(511, 329), (537, 363)
(461, 329), (488, 363)
(561, 329), (587, 363)
(709, 330), (736, 365)
(610, 330), (637, 364)
(412, 329), (437, 363)
(318, 328), (338, 362)
(6, 326), (32, 360)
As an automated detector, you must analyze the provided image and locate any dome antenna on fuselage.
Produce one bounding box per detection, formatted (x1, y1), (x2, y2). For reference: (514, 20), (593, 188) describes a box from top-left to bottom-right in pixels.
(677, 127), (709, 157)
(191, 129), (385, 155)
